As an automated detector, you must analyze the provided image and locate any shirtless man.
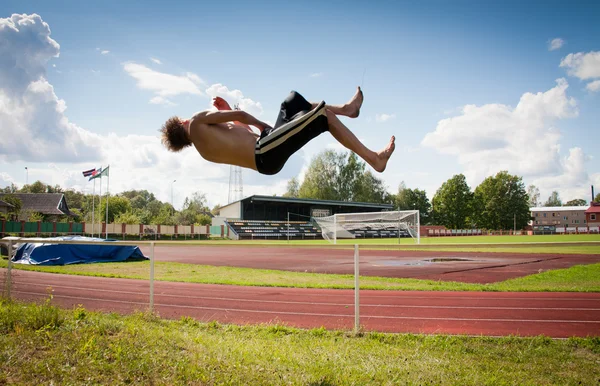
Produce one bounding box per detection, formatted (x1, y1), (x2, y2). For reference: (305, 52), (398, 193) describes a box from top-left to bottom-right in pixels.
(160, 87), (395, 175)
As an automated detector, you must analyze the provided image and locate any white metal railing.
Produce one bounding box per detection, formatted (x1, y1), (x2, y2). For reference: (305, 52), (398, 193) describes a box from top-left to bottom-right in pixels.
(1, 237), (157, 311)
(1, 237), (363, 332)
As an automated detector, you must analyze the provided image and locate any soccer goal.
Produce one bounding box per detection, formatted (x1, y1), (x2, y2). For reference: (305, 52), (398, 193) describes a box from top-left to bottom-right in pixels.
(313, 210), (420, 244)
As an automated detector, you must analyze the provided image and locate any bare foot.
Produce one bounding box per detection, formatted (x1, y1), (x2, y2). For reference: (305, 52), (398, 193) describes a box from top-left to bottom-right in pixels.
(345, 86), (363, 118)
(372, 136), (395, 172)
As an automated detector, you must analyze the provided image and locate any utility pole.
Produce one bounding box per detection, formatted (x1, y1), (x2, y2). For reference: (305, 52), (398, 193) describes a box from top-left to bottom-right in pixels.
(171, 180), (176, 214)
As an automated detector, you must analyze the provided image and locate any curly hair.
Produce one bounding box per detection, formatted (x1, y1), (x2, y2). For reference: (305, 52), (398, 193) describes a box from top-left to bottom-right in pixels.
(160, 116), (192, 152)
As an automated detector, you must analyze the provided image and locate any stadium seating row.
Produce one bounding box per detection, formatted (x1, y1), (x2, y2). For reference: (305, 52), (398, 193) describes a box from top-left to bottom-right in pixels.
(225, 220), (410, 240)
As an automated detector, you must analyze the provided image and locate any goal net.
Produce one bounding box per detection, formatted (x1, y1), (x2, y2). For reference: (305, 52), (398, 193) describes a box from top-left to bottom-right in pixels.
(313, 210), (420, 244)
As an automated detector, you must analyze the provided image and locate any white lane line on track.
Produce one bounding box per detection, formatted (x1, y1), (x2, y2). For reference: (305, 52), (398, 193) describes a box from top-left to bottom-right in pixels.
(10, 282), (600, 311)
(12, 290), (600, 324)
(10, 278), (600, 303)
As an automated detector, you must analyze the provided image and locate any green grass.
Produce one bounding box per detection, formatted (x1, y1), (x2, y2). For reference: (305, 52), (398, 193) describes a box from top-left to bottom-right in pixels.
(108, 233), (600, 246)
(3, 259), (600, 292)
(0, 299), (598, 385)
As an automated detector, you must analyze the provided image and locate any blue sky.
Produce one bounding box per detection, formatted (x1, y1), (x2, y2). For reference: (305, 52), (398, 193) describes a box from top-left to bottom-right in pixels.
(0, 0), (598, 209)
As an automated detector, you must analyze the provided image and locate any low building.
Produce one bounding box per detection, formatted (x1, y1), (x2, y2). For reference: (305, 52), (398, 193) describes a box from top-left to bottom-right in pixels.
(585, 202), (600, 227)
(217, 195), (393, 222)
(530, 206), (588, 232)
(0, 193), (75, 221)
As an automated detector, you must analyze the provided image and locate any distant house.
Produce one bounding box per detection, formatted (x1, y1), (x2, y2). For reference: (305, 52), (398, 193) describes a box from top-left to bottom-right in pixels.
(585, 202), (600, 227)
(0, 193), (75, 221)
(0, 199), (14, 215)
(530, 206), (589, 231)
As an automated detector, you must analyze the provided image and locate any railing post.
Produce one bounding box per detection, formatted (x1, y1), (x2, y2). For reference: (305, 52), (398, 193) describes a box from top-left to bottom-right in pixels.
(149, 242), (155, 312)
(5, 240), (14, 299)
(354, 244), (360, 333)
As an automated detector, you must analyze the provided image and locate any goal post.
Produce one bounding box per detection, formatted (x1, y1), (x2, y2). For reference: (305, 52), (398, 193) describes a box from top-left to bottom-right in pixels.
(313, 210), (420, 244)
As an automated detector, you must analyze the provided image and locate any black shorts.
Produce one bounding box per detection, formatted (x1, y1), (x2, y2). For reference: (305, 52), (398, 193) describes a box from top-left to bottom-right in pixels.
(254, 91), (329, 175)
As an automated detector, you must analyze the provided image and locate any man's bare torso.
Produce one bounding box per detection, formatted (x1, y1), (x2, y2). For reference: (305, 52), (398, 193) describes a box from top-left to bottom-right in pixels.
(188, 117), (259, 171)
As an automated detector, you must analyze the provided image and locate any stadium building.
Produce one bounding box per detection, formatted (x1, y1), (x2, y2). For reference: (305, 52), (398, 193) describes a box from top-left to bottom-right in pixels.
(214, 195), (403, 240)
(530, 205), (599, 233)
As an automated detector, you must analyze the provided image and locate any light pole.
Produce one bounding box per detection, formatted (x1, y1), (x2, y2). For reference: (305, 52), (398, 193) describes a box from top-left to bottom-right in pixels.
(25, 166), (28, 186)
(171, 179), (176, 213)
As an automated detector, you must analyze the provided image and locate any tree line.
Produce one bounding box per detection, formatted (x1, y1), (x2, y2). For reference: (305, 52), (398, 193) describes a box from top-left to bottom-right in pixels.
(1, 150), (596, 230)
(283, 150), (596, 230)
(0, 181), (216, 226)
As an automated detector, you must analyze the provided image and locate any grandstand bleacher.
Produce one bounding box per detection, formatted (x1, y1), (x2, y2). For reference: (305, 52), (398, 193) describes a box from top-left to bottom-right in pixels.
(225, 220), (321, 240)
(225, 220), (410, 240)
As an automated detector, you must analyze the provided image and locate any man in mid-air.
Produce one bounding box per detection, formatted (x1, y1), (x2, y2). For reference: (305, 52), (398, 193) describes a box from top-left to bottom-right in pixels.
(160, 87), (395, 175)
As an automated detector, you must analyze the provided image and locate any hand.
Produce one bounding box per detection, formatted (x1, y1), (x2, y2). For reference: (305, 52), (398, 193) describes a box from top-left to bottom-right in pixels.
(253, 120), (272, 133)
(212, 96), (232, 111)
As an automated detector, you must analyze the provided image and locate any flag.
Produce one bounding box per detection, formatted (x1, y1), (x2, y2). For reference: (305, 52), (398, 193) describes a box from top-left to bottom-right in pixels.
(89, 166), (109, 181)
(82, 168), (96, 177)
(88, 167), (102, 181)
(99, 166), (110, 178)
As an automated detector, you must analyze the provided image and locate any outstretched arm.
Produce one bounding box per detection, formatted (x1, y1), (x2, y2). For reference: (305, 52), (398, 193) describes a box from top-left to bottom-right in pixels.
(213, 97), (254, 132)
(192, 110), (271, 132)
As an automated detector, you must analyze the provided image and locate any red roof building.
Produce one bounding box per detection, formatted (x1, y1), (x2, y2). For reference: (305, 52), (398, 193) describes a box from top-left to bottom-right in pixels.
(585, 202), (600, 226)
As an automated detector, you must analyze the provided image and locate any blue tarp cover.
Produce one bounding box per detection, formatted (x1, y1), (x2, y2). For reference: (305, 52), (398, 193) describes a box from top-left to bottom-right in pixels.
(11, 236), (148, 265)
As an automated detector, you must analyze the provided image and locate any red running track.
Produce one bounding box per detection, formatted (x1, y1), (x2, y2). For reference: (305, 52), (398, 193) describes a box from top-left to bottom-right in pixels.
(3, 269), (599, 338)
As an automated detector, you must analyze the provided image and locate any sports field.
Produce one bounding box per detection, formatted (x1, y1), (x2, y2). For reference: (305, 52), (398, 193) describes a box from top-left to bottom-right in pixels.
(1, 234), (599, 384)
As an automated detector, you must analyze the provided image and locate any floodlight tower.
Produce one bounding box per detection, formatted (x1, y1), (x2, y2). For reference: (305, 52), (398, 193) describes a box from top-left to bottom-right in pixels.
(228, 103), (244, 203)
(228, 165), (243, 203)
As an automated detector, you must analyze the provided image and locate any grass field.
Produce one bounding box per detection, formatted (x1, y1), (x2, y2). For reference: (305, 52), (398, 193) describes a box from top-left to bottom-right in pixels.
(1, 299), (598, 385)
(2, 235), (599, 384)
(2, 258), (600, 292)
(126, 233), (600, 246)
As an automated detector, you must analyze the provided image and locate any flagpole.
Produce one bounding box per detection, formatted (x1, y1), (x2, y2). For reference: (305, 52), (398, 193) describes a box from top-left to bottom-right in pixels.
(105, 165), (110, 239)
(92, 178), (96, 237)
(99, 171), (102, 239)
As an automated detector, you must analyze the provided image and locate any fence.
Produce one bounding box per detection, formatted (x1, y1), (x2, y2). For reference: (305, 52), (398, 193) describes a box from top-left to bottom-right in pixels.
(0, 238), (363, 333)
(0, 220), (227, 239)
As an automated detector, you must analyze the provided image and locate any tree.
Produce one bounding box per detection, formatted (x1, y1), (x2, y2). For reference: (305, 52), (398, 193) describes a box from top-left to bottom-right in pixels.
(595, 193), (600, 203)
(298, 150), (341, 200)
(183, 192), (209, 213)
(120, 190), (156, 204)
(472, 171), (530, 230)
(196, 214), (212, 226)
(98, 195), (132, 223)
(114, 210), (142, 225)
(2, 194), (22, 219)
(565, 199), (587, 206)
(297, 150), (390, 203)
(395, 185), (432, 225)
(28, 180), (47, 193)
(0, 183), (18, 193)
(283, 177), (300, 198)
(353, 170), (390, 204)
(544, 191), (562, 207)
(431, 174), (472, 229)
(526, 185), (541, 208)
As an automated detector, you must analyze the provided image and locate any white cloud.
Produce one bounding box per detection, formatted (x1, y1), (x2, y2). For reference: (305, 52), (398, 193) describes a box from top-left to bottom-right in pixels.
(123, 62), (205, 103)
(0, 13), (102, 162)
(0, 13), (288, 208)
(150, 57), (162, 65)
(421, 78), (592, 199)
(586, 79), (600, 92)
(548, 38), (564, 51)
(375, 113), (396, 123)
(101, 50), (109, 55)
(560, 51), (600, 80)
(205, 83), (264, 117)
(149, 96), (175, 106)
(309, 72), (323, 78)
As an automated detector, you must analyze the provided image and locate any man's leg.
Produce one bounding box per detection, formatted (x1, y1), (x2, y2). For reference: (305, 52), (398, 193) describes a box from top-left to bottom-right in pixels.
(310, 87), (364, 118)
(325, 109), (395, 173)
